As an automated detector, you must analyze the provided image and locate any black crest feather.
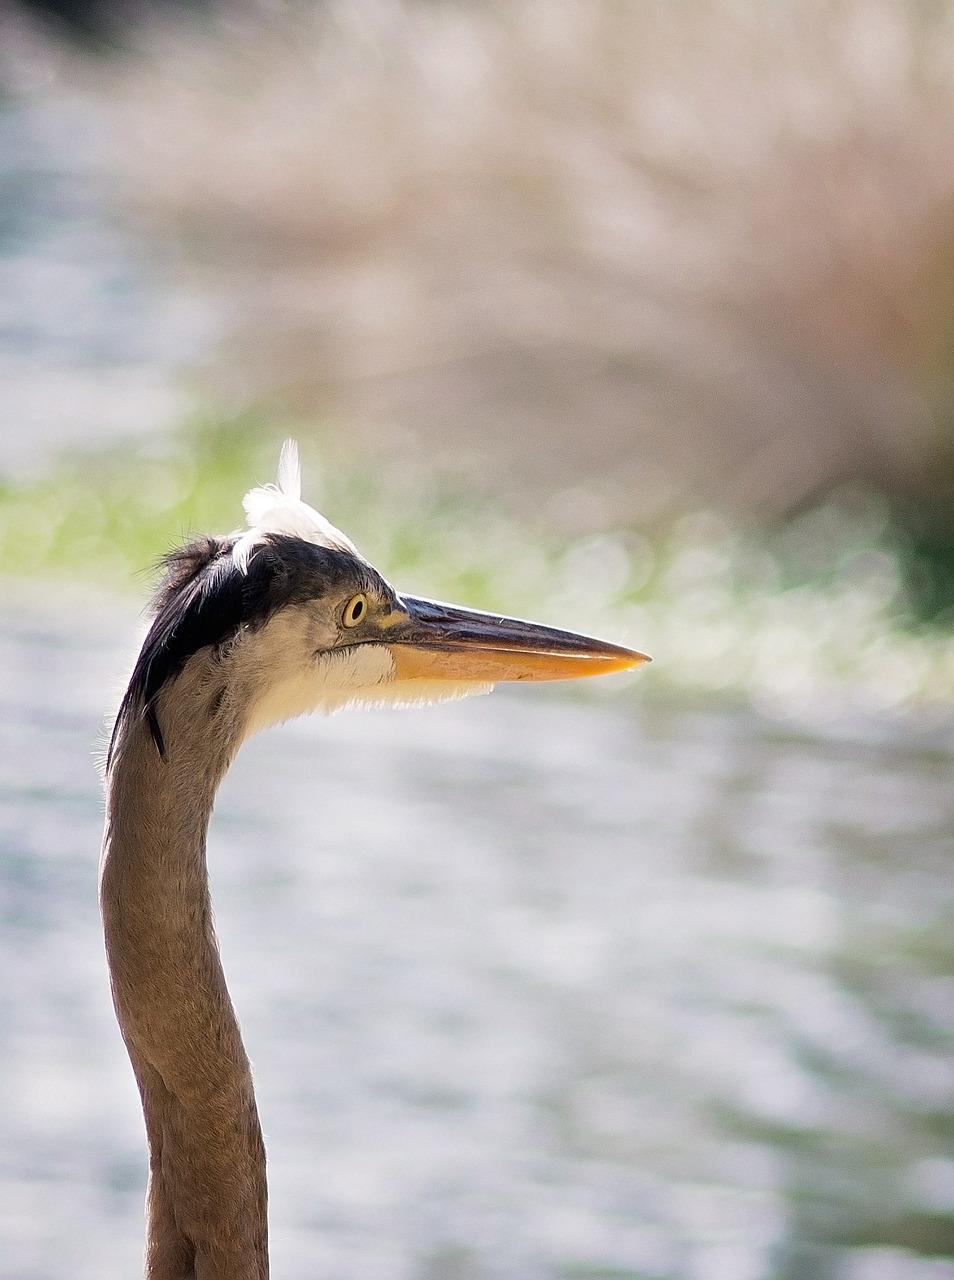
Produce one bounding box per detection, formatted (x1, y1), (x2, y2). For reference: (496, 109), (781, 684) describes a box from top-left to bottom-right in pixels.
(108, 534), (382, 764)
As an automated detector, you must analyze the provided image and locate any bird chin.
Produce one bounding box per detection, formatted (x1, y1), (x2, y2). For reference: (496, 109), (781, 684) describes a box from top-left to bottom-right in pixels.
(241, 642), (495, 737)
(338, 679), (496, 712)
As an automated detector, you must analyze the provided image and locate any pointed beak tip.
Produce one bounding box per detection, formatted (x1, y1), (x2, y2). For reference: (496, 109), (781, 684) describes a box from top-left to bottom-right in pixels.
(597, 647), (652, 677)
(388, 595), (651, 686)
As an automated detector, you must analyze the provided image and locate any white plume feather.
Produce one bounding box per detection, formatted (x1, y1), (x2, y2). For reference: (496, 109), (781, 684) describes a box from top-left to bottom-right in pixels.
(276, 437), (302, 501)
(233, 439), (361, 572)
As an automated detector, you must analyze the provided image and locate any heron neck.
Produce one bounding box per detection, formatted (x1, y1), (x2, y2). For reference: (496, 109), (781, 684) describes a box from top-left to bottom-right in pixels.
(100, 706), (268, 1280)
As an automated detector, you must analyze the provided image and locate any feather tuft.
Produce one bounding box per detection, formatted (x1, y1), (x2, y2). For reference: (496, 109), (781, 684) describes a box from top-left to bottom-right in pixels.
(233, 439), (361, 572)
(277, 438), (302, 500)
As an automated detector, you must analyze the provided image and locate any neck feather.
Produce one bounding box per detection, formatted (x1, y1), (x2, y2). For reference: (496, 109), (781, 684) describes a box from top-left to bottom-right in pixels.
(100, 671), (268, 1280)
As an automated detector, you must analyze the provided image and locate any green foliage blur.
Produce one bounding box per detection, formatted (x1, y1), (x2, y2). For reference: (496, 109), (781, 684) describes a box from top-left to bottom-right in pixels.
(5, 415), (954, 713)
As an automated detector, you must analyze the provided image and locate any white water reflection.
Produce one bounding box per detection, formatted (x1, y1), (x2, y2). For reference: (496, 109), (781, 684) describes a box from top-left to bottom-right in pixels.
(0, 96), (213, 477)
(0, 593), (952, 1279)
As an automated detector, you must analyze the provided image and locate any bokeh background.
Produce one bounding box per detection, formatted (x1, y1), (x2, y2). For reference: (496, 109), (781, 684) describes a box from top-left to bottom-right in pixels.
(0, 2), (953, 1277)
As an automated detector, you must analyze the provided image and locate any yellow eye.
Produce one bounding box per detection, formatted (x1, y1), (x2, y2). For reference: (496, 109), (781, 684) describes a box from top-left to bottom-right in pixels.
(342, 593), (368, 628)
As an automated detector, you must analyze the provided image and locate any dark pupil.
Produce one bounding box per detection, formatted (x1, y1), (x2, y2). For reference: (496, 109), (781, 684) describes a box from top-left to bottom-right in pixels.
(350, 598), (364, 622)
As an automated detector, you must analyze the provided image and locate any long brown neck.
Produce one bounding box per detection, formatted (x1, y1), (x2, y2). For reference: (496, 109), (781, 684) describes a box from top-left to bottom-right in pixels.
(100, 693), (268, 1280)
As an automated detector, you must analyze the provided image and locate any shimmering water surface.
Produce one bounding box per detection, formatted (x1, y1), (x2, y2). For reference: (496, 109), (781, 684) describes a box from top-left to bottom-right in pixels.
(0, 95), (213, 477)
(1, 595), (952, 1280)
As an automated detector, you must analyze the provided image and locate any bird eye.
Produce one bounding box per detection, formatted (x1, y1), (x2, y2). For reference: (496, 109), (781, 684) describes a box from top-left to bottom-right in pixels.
(342, 594), (368, 628)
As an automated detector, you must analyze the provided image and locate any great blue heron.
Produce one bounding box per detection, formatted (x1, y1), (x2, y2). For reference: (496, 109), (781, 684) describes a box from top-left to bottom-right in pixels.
(100, 441), (649, 1280)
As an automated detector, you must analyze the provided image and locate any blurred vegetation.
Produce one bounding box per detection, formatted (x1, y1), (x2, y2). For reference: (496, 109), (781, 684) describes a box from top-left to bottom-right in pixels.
(5, 1), (954, 712)
(5, 417), (954, 715)
(8, 0), (211, 50)
(82, 0), (954, 519)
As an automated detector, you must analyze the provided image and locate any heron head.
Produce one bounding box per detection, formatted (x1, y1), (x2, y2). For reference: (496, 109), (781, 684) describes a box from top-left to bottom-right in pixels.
(114, 441), (649, 759)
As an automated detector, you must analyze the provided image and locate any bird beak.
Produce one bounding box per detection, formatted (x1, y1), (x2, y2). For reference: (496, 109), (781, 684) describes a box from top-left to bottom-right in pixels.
(385, 595), (650, 685)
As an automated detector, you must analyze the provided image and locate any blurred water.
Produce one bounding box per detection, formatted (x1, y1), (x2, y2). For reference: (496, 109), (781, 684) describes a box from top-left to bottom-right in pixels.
(0, 94), (213, 477)
(1, 593), (952, 1280)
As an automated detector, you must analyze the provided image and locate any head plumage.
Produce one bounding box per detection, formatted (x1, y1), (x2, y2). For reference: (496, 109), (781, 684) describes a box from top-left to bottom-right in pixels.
(232, 439), (360, 571)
